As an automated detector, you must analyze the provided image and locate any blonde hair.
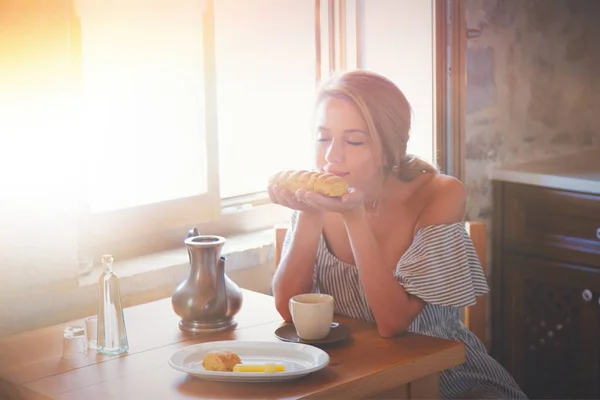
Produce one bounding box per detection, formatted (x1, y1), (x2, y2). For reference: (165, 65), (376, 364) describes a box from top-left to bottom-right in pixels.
(315, 70), (437, 182)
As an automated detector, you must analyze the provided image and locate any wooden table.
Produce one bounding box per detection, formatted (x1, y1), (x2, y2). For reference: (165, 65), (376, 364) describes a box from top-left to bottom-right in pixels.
(0, 290), (465, 399)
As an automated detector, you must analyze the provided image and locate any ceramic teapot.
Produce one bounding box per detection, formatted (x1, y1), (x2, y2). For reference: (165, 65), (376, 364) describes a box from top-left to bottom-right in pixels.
(171, 228), (243, 333)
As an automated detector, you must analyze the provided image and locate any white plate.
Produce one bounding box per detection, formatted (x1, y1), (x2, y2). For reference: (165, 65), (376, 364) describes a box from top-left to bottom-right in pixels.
(168, 340), (330, 383)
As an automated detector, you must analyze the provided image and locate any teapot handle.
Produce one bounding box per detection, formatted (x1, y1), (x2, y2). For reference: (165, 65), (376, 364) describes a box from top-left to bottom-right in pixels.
(201, 256), (228, 313)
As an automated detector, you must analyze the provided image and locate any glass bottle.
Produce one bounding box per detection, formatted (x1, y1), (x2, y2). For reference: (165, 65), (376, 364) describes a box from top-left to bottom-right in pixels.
(96, 254), (129, 355)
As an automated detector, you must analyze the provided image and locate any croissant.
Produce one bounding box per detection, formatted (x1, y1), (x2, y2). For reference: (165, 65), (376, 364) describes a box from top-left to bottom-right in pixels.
(202, 350), (242, 372)
(269, 170), (349, 197)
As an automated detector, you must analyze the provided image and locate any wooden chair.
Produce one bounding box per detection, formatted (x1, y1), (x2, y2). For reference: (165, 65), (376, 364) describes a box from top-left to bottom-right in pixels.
(274, 221), (488, 346)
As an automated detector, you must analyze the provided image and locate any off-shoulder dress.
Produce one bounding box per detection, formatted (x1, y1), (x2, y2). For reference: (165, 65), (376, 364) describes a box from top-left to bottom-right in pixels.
(281, 212), (527, 399)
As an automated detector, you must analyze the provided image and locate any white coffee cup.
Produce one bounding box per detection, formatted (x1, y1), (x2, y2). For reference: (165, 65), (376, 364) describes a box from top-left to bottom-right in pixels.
(289, 293), (334, 340)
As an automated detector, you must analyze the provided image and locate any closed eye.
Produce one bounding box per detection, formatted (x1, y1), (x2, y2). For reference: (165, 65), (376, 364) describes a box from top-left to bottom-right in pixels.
(347, 141), (364, 146)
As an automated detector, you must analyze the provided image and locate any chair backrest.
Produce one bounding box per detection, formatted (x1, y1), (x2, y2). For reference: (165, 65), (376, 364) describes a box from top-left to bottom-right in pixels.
(273, 221), (488, 346)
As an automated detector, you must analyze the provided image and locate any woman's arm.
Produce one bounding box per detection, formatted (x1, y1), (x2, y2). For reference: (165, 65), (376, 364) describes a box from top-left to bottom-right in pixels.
(272, 211), (324, 321)
(342, 208), (425, 337)
(342, 176), (467, 337)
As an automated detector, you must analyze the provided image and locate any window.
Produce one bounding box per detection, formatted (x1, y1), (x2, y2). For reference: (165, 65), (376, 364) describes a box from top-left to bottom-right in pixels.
(78, 0), (209, 214)
(360, 0), (435, 165)
(215, 0), (316, 199)
(11, 0), (445, 262)
(72, 0), (320, 260)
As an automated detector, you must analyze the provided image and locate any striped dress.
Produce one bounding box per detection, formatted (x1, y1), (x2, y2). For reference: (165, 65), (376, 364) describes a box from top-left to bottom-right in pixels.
(282, 212), (527, 399)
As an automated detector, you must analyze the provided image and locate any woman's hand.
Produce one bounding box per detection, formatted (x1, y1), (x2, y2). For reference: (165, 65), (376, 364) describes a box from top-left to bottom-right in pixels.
(268, 184), (324, 216)
(296, 187), (365, 216)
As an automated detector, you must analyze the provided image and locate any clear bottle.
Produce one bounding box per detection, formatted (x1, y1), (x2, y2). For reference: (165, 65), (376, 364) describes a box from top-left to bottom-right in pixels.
(97, 254), (129, 355)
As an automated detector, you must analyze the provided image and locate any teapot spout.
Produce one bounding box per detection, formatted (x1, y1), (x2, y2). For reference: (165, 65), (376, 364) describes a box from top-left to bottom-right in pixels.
(186, 227), (199, 265)
(187, 227), (199, 238)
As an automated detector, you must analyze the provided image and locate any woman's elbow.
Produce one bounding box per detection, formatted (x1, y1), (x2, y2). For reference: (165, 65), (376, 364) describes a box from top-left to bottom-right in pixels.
(273, 294), (293, 322)
(376, 320), (410, 338)
(377, 326), (405, 338)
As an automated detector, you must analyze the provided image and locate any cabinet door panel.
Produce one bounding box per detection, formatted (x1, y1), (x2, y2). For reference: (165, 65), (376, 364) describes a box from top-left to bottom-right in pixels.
(503, 184), (600, 269)
(503, 254), (599, 399)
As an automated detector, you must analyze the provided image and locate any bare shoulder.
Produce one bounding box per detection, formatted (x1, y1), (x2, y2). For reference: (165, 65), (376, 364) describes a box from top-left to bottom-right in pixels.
(413, 173), (466, 233)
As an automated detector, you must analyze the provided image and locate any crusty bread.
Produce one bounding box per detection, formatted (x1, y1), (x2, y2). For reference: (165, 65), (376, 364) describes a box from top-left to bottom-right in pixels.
(269, 170), (349, 197)
(202, 350), (242, 372)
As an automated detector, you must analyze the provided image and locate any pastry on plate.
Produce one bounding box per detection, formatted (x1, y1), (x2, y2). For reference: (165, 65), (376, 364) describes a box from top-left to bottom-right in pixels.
(202, 350), (242, 372)
(269, 170), (349, 197)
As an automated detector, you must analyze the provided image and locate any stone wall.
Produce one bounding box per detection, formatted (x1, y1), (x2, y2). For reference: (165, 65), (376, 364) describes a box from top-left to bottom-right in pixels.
(464, 0), (600, 244)
(463, 0), (600, 344)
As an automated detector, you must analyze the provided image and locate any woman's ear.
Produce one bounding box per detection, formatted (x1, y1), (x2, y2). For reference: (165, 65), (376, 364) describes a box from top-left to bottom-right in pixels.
(379, 157), (392, 173)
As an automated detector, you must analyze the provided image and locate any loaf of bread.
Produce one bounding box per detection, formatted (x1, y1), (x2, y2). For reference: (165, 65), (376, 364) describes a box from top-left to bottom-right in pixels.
(269, 170), (349, 197)
(202, 350), (242, 372)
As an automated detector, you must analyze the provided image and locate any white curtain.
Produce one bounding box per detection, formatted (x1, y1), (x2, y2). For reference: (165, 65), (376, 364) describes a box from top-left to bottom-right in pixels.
(0, 0), (80, 296)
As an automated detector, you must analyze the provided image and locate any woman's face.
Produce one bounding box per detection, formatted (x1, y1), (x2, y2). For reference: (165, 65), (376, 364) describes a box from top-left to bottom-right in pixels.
(314, 96), (381, 191)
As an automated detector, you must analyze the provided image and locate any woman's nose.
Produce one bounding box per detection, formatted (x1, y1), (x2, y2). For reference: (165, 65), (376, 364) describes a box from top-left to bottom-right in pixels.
(325, 139), (344, 164)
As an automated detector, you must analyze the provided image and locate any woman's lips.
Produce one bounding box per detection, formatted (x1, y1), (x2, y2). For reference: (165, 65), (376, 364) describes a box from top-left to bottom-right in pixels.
(326, 170), (349, 177)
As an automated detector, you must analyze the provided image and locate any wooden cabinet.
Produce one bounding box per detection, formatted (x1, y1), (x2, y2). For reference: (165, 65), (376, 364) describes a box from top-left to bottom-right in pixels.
(492, 181), (600, 399)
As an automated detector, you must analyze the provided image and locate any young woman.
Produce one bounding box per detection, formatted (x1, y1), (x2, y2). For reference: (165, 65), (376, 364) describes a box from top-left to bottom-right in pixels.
(269, 70), (527, 399)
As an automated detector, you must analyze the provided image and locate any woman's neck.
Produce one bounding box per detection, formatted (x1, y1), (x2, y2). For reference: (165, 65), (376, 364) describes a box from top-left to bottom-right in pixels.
(362, 173), (391, 211)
